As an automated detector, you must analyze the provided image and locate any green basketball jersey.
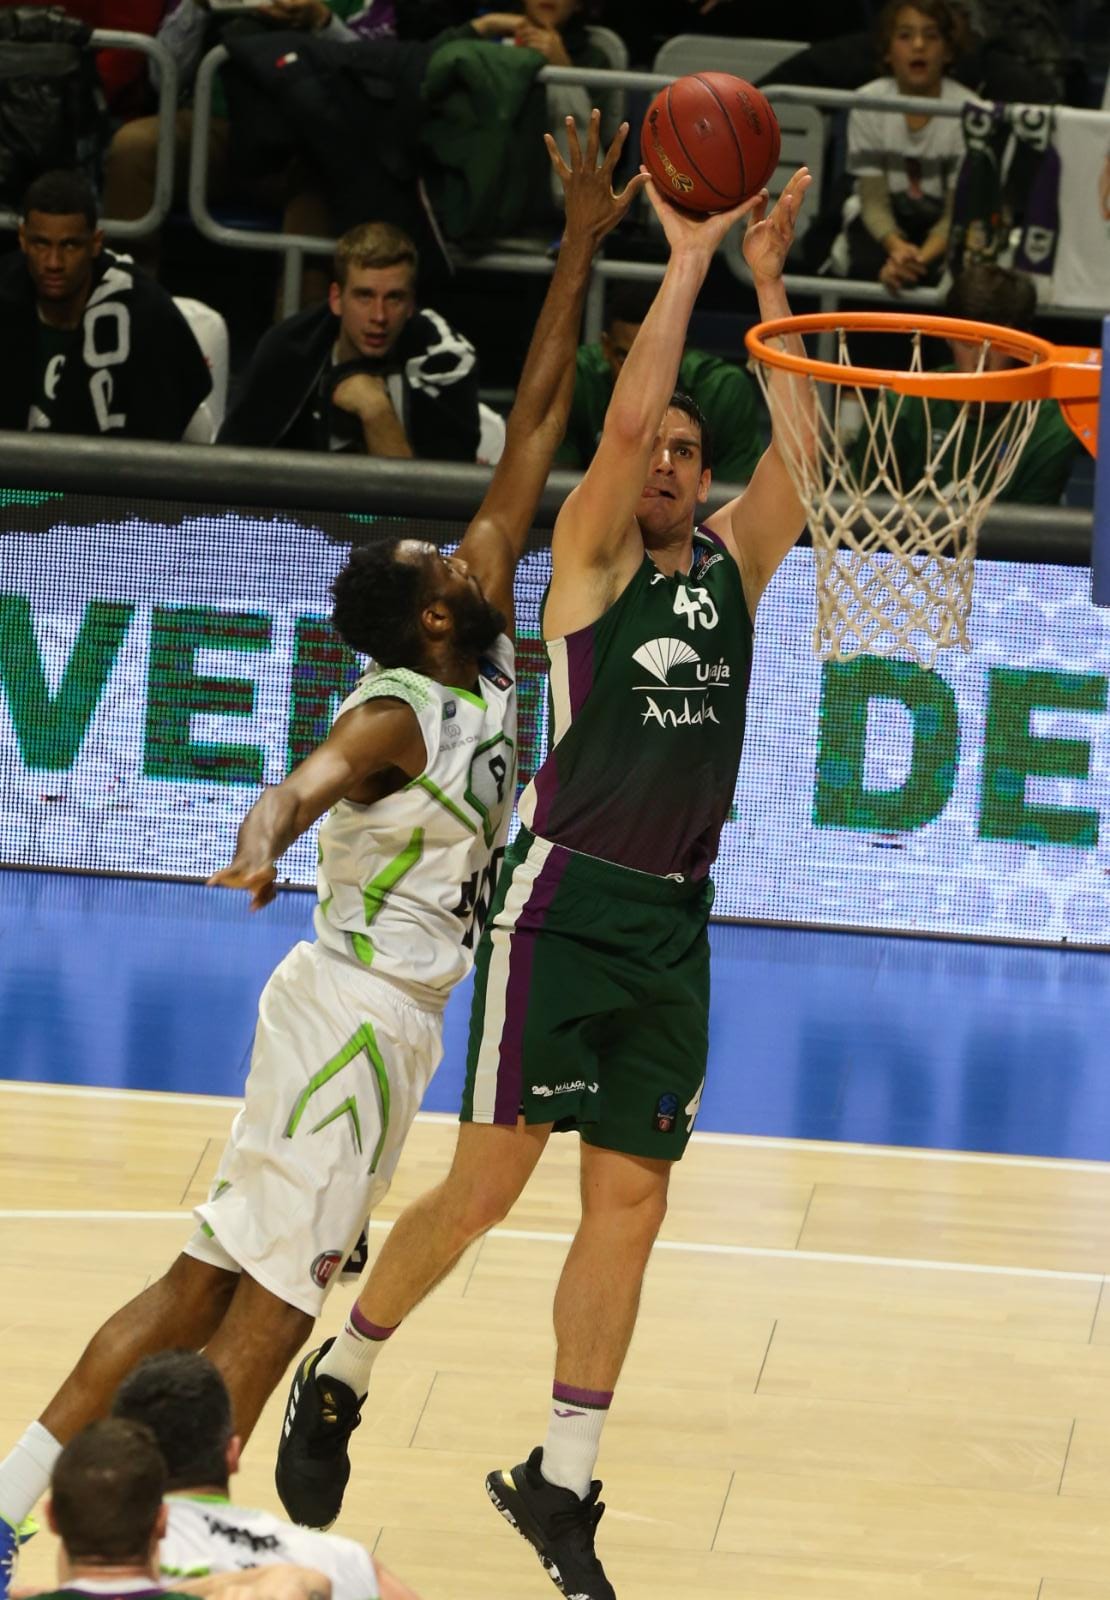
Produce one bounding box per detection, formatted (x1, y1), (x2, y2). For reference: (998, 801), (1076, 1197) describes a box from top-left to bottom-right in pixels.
(518, 528), (753, 879)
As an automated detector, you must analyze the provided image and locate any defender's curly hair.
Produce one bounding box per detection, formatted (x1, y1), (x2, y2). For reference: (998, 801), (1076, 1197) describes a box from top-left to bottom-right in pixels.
(113, 1351), (231, 1493)
(331, 539), (431, 667)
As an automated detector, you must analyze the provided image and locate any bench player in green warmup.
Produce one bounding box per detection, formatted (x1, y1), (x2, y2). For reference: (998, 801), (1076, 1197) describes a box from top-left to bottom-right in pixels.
(276, 165), (814, 1599)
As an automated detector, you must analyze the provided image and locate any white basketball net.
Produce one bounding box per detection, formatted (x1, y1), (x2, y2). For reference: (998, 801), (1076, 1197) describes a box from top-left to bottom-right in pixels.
(751, 327), (1043, 669)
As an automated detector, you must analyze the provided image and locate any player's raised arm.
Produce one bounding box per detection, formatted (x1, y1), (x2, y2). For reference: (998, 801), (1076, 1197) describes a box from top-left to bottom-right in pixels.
(550, 179), (762, 591)
(206, 699), (426, 910)
(454, 110), (647, 628)
(706, 167), (815, 609)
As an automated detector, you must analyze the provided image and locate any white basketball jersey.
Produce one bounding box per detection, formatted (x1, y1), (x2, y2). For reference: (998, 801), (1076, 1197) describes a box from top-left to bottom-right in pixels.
(313, 634), (517, 1005)
(160, 1496), (379, 1600)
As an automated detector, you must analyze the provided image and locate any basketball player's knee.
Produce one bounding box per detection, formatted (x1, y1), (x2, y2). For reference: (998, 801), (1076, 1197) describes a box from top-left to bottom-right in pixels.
(585, 1180), (668, 1245)
(641, 1186), (669, 1242)
(445, 1175), (517, 1241)
(160, 1253), (238, 1321)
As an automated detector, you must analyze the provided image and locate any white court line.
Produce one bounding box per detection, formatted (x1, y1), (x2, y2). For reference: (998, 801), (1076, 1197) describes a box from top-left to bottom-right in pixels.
(2, 1077), (1109, 1176)
(0, 1208), (1101, 1284)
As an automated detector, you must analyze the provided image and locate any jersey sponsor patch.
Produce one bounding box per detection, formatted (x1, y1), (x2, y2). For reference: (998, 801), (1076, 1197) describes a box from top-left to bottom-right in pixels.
(200, 1512), (283, 1556)
(654, 1092), (679, 1133)
(691, 547), (724, 582)
(478, 657), (514, 691)
(310, 1249), (343, 1289)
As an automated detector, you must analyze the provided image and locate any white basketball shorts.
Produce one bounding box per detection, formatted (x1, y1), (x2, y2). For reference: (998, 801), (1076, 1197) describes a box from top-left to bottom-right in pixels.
(185, 939), (444, 1318)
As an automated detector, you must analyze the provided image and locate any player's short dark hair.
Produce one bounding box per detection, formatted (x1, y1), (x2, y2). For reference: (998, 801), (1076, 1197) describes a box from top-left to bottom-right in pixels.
(875, 0), (967, 64)
(331, 538), (432, 668)
(945, 263), (1037, 332)
(605, 283), (657, 331)
(51, 1418), (166, 1564)
(22, 169), (98, 229)
(668, 389), (713, 474)
(113, 1351), (233, 1493)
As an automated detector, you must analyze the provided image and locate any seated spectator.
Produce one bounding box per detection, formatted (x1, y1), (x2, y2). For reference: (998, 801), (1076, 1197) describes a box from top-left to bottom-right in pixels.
(112, 1351), (421, 1600)
(556, 283), (762, 482)
(849, 263), (1081, 504)
(445, 0), (610, 190)
(219, 221), (479, 458)
(101, 0), (362, 279)
(824, 0), (969, 292)
(25, 1418), (329, 1600)
(759, 0), (1074, 106)
(0, 171), (212, 440)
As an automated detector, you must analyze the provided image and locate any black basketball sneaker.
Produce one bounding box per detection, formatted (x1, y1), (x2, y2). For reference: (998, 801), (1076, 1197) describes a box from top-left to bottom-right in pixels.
(485, 1446), (615, 1600)
(275, 1339), (363, 1529)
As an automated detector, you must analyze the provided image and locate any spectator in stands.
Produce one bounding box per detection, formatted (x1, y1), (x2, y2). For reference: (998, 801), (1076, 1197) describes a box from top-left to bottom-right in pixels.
(824, 0), (969, 293)
(27, 1418), (330, 1600)
(448, 0), (610, 178)
(850, 263), (1080, 503)
(556, 283), (762, 480)
(100, 0), (363, 279)
(219, 221), (479, 458)
(754, 0), (1078, 107)
(112, 1351), (421, 1600)
(0, 171), (211, 440)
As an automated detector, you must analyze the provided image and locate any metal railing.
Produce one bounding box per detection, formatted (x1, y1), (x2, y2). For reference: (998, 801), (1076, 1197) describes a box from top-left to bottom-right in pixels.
(0, 430), (1093, 566)
(0, 30), (178, 240)
(186, 48), (1110, 326)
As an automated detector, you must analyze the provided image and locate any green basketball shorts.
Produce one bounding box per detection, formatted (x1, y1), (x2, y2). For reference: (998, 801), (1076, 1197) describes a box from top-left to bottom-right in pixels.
(461, 827), (713, 1161)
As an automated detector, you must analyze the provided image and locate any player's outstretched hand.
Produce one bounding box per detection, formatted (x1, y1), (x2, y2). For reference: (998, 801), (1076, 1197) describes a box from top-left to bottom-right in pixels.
(207, 857), (278, 911)
(742, 166), (812, 284)
(643, 172), (767, 263)
(545, 110), (649, 247)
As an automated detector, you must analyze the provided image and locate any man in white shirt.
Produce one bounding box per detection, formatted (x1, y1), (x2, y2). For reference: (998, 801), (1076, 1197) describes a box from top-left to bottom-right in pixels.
(111, 1356), (417, 1600)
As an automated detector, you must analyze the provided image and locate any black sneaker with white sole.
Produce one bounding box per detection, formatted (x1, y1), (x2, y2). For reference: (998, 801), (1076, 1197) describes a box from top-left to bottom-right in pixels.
(275, 1338), (363, 1529)
(485, 1446), (615, 1600)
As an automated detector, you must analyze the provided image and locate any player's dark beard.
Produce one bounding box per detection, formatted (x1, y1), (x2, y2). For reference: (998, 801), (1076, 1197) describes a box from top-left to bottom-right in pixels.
(450, 587), (507, 654)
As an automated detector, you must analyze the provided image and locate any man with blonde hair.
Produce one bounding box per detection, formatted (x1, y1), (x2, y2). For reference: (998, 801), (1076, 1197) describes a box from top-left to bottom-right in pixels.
(220, 220), (479, 460)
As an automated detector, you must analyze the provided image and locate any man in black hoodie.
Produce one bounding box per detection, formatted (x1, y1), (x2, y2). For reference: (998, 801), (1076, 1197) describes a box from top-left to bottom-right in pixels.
(219, 221), (480, 460)
(0, 170), (211, 441)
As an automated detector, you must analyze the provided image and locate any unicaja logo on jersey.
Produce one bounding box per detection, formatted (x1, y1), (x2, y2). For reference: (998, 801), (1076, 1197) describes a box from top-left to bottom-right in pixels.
(633, 637), (699, 684)
(631, 638), (730, 728)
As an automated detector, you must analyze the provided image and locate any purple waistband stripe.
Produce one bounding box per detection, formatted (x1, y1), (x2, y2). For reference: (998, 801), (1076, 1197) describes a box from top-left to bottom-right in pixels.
(552, 1381), (613, 1410)
(349, 1303), (397, 1341)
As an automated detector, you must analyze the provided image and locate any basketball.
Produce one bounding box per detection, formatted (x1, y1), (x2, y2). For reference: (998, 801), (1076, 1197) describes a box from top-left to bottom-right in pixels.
(640, 72), (781, 215)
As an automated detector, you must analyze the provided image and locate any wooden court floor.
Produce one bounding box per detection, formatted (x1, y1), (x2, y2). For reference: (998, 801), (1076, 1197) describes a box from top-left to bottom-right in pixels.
(4, 1078), (1110, 1600)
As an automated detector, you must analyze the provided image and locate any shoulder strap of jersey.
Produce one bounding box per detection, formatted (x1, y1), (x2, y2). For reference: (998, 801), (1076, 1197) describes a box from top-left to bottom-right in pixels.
(342, 666), (443, 770)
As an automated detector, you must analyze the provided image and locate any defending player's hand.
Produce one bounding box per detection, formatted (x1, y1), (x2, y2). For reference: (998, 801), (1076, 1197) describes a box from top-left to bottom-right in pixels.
(642, 172), (767, 262)
(741, 166), (812, 284)
(545, 110), (649, 247)
(207, 857), (278, 911)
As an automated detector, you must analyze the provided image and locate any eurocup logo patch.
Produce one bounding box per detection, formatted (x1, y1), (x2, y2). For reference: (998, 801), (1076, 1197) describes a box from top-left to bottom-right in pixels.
(654, 1092), (679, 1133)
(310, 1250), (343, 1289)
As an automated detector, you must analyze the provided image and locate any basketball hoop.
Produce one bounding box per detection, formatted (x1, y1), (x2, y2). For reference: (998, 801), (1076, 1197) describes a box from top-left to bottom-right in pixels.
(745, 312), (1101, 668)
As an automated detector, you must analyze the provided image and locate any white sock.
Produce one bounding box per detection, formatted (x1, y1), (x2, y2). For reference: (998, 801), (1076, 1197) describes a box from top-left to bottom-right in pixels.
(0, 1422), (62, 1527)
(316, 1304), (398, 1399)
(541, 1385), (613, 1500)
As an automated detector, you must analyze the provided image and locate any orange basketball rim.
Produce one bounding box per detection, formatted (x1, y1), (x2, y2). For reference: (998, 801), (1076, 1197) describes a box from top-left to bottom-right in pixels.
(746, 311), (1102, 456)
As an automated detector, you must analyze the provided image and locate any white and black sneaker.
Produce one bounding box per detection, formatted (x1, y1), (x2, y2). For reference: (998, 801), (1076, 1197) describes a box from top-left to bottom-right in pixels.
(486, 1446), (615, 1600)
(275, 1338), (363, 1529)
